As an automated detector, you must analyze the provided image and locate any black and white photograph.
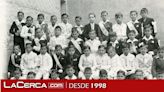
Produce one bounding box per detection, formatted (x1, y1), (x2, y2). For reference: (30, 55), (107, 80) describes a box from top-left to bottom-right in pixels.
(0, 0), (164, 81)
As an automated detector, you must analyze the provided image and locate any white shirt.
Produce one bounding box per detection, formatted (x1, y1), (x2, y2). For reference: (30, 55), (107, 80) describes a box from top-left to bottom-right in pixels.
(58, 22), (72, 38)
(20, 51), (38, 70)
(109, 40), (119, 47)
(112, 23), (127, 40)
(143, 35), (154, 41)
(127, 38), (138, 53)
(85, 38), (101, 53)
(78, 54), (97, 72)
(65, 74), (77, 80)
(108, 54), (124, 77)
(95, 53), (110, 70)
(38, 53), (53, 71)
(136, 53), (153, 72)
(90, 23), (95, 30)
(49, 35), (67, 50)
(48, 23), (58, 37)
(120, 53), (137, 72)
(20, 25), (35, 44)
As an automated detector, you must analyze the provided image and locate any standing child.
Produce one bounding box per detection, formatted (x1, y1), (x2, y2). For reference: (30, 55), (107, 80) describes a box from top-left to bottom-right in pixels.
(127, 10), (142, 39)
(140, 25), (159, 55)
(151, 47), (164, 78)
(112, 12), (127, 40)
(35, 13), (46, 28)
(74, 16), (84, 37)
(20, 16), (35, 45)
(99, 11), (113, 41)
(8, 45), (22, 77)
(36, 45), (53, 79)
(138, 8), (157, 37)
(136, 43), (153, 79)
(65, 65), (77, 80)
(85, 30), (101, 53)
(20, 43), (38, 78)
(9, 11), (26, 53)
(48, 15), (58, 37)
(126, 30), (139, 55)
(78, 46), (97, 77)
(82, 13), (101, 41)
(59, 13), (73, 38)
(67, 28), (84, 55)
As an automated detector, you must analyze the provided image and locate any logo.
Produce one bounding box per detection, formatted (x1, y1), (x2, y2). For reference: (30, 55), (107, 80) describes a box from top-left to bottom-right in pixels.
(48, 82), (64, 89)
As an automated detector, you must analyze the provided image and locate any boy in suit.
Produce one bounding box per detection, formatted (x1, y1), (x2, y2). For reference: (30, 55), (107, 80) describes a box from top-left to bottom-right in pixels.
(127, 10), (142, 39)
(99, 11), (113, 41)
(138, 8), (157, 37)
(74, 16), (84, 37)
(10, 11), (26, 53)
(82, 13), (101, 41)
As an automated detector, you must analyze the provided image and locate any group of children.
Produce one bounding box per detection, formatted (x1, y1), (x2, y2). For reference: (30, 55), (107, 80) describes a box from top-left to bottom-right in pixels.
(8, 8), (164, 80)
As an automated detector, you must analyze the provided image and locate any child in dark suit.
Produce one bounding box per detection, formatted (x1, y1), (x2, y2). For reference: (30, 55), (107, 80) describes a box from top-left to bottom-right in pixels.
(138, 8), (157, 37)
(64, 46), (80, 76)
(82, 13), (101, 41)
(140, 25), (159, 55)
(9, 11), (26, 53)
(127, 10), (142, 39)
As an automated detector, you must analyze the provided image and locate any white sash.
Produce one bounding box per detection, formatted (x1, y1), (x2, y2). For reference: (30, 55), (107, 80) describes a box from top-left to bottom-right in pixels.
(52, 53), (63, 69)
(70, 39), (82, 53)
(127, 21), (138, 35)
(99, 21), (109, 36)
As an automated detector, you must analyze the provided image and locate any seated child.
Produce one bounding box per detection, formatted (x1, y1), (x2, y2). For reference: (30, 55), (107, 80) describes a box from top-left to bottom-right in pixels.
(20, 43), (38, 78)
(120, 43), (137, 74)
(134, 69), (145, 80)
(32, 27), (47, 54)
(126, 30), (139, 55)
(8, 45), (22, 77)
(107, 46), (124, 78)
(116, 70), (126, 80)
(107, 32), (123, 55)
(65, 65), (77, 80)
(49, 26), (67, 51)
(10, 68), (23, 80)
(36, 45), (53, 79)
(136, 44), (153, 79)
(49, 69), (60, 80)
(79, 67), (93, 80)
(64, 46), (80, 76)
(27, 71), (36, 80)
(95, 45), (110, 72)
(151, 47), (164, 78)
(78, 46), (97, 77)
(112, 12), (127, 40)
(140, 25), (159, 55)
(85, 30), (101, 53)
(99, 69), (108, 80)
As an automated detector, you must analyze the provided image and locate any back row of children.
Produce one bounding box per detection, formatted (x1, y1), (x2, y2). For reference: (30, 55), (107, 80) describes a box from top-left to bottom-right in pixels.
(8, 8), (163, 80)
